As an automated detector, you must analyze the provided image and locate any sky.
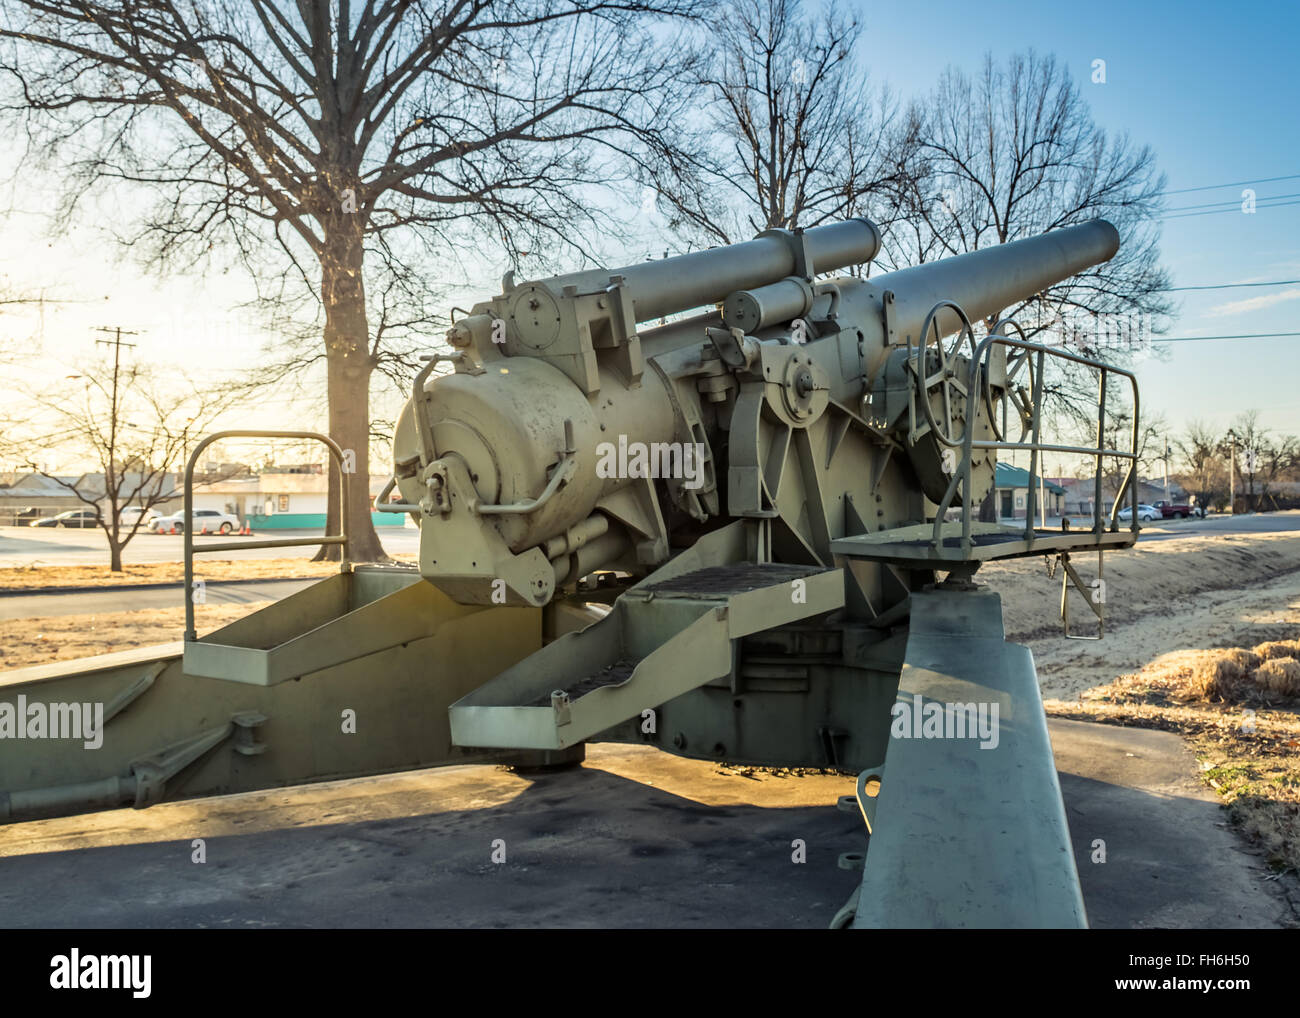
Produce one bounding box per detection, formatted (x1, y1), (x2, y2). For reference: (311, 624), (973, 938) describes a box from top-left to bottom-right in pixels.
(856, 0), (1300, 440)
(0, 0), (1297, 471)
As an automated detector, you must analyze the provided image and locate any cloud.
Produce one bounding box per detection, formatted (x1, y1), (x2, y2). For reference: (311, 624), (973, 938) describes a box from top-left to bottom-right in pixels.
(1207, 287), (1300, 317)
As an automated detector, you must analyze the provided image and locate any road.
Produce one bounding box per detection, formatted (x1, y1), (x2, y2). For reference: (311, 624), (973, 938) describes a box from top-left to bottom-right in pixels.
(0, 578), (316, 620)
(1009, 510), (1300, 543)
(0, 524), (420, 568)
(7, 514), (1299, 570)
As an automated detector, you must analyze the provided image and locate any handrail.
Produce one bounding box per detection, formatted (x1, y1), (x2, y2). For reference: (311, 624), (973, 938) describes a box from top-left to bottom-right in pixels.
(925, 311), (1140, 557)
(183, 430), (352, 642)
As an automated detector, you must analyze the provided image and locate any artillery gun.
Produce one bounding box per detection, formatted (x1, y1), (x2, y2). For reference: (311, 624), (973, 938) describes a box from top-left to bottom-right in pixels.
(0, 217), (1140, 928)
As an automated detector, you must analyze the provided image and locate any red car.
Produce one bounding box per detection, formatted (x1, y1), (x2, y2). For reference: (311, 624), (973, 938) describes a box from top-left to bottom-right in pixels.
(1152, 500), (1203, 519)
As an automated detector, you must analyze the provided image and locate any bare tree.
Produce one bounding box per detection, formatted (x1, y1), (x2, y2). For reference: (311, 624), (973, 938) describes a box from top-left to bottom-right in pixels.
(888, 52), (1171, 521)
(0, 0), (706, 560)
(1225, 410), (1269, 512)
(1226, 410), (1299, 512)
(1259, 435), (1300, 509)
(1176, 419), (1227, 511)
(645, 0), (912, 247)
(901, 52), (1171, 442)
(2, 347), (238, 571)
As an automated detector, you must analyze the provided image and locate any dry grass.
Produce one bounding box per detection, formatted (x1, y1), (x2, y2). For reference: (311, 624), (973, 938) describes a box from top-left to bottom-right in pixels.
(1257, 658), (1300, 696)
(1255, 640), (1300, 661)
(982, 526), (1300, 644)
(0, 603), (271, 669)
(1113, 642), (1300, 706)
(1048, 635), (1300, 876)
(0, 557), (416, 591)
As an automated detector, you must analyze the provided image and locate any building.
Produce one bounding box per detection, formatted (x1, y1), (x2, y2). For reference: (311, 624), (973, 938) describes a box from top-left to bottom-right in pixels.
(1041, 475), (1189, 518)
(3, 461), (409, 530)
(191, 472), (408, 529)
(993, 462), (1066, 519)
(0, 472), (86, 524)
(0, 470), (182, 524)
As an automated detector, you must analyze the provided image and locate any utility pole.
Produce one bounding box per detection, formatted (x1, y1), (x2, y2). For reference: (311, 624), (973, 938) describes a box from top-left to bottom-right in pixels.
(92, 326), (140, 518)
(1163, 442), (1171, 500)
(1228, 429), (1237, 515)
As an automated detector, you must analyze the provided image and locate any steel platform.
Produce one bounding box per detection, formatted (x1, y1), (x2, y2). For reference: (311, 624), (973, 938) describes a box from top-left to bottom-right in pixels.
(831, 521), (1137, 568)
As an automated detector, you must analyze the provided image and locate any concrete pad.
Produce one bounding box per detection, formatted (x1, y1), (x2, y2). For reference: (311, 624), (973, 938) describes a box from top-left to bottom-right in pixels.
(0, 724), (1290, 928)
(1049, 718), (1291, 929)
(0, 746), (864, 929)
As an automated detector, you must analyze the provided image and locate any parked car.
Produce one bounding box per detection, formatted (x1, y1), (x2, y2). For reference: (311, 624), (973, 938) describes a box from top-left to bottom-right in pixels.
(119, 506), (162, 528)
(1117, 503), (1161, 523)
(30, 508), (100, 528)
(149, 508), (240, 534)
(6, 507), (43, 525)
(1151, 499), (1196, 519)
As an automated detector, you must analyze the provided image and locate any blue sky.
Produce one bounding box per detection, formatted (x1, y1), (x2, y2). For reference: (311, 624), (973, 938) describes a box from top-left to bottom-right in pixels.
(854, 0), (1300, 437)
(1, 0), (1296, 471)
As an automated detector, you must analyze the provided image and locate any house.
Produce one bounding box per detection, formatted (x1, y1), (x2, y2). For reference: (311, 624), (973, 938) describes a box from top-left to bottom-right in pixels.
(0, 472), (86, 523)
(1041, 475), (1190, 518)
(993, 462), (1066, 519)
(190, 471), (408, 528)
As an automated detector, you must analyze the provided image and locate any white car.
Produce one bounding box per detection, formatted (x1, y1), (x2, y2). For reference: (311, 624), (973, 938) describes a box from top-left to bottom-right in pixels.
(119, 506), (161, 528)
(1117, 503), (1160, 523)
(150, 508), (240, 534)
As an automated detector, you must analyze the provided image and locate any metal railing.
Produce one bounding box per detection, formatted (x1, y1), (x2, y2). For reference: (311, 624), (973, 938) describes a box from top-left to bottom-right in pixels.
(917, 310), (1140, 557)
(183, 430), (352, 642)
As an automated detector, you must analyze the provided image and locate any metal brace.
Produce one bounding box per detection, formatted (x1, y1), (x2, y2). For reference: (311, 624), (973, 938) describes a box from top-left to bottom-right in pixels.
(1058, 550), (1105, 640)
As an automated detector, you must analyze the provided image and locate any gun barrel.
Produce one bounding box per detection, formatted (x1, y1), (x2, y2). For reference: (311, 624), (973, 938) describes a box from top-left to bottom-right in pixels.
(538, 217), (882, 324)
(875, 219), (1121, 343)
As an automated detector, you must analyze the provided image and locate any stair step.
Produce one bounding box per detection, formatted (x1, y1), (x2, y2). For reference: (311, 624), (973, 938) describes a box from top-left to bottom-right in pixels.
(448, 562), (845, 751)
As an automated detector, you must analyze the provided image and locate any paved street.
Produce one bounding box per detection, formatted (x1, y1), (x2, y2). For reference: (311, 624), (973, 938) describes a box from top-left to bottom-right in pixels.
(0, 578), (316, 620)
(0, 524), (420, 569)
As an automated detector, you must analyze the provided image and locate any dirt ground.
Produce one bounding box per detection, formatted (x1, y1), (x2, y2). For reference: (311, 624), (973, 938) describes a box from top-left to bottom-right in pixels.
(0, 602), (272, 669)
(983, 527), (1300, 679)
(980, 522), (1300, 879)
(0, 558), (338, 591)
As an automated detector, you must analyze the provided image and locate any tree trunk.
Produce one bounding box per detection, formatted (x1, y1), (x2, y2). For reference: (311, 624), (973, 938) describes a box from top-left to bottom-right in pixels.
(315, 227), (388, 563)
(109, 541), (123, 572)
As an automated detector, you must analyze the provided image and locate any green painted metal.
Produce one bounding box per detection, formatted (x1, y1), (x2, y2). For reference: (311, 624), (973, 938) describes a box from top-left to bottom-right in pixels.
(450, 559), (844, 751)
(849, 589), (1087, 928)
(0, 567), (543, 821)
(183, 429), (351, 642)
(2, 217), (1143, 930)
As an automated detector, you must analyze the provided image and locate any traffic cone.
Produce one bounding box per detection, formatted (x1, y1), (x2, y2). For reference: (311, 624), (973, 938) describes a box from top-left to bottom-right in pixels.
(201, 524), (208, 535)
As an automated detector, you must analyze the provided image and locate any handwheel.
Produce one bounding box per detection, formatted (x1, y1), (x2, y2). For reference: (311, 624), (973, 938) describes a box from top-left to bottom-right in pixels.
(911, 300), (979, 447)
(982, 317), (1035, 445)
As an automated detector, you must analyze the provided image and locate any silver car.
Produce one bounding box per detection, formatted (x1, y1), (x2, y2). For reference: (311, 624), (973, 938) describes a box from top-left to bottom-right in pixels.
(149, 508), (240, 534)
(1117, 503), (1160, 523)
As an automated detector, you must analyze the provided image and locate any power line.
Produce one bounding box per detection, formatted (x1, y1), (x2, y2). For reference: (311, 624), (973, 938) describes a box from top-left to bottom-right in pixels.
(1158, 173), (1300, 197)
(1161, 198), (1300, 220)
(1165, 190), (1300, 213)
(1163, 279), (1300, 291)
(1150, 332), (1300, 344)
